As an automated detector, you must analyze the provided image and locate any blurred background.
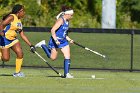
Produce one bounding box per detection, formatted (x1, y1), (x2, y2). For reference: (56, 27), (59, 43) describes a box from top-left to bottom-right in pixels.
(0, 0), (140, 29)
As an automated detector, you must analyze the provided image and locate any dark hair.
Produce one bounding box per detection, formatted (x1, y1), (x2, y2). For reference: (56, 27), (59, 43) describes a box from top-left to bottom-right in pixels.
(2, 13), (11, 20)
(61, 5), (72, 12)
(12, 4), (23, 14)
(2, 4), (23, 20)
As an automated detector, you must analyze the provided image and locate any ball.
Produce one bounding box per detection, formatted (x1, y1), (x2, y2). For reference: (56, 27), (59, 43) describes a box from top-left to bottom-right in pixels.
(91, 75), (95, 79)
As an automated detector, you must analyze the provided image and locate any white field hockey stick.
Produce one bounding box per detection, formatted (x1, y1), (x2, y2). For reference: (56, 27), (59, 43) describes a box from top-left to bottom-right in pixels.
(74, 42), (106, 58)
(34, 51), (63, 77)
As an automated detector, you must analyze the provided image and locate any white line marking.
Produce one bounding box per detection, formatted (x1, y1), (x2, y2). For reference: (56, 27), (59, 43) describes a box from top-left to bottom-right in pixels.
(58, 78), (105, 80)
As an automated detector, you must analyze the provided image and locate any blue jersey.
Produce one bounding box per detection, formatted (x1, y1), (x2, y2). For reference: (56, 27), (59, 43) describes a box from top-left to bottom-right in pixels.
(48, 17), (69, 48)
(56, 17), (69, 42)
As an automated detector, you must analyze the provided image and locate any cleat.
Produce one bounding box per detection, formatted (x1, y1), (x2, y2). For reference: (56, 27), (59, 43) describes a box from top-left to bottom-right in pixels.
(13, 72), (25, 77)
(65, 73), (74, 78)
(35, 40), (46, 48)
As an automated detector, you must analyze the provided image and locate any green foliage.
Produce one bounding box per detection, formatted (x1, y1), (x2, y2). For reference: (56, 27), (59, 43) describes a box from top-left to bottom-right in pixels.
(22, 0), (45, 26)
(117, 0), (140, 28)
(1, 0), (140, 28)
(0, 0), (102, 28)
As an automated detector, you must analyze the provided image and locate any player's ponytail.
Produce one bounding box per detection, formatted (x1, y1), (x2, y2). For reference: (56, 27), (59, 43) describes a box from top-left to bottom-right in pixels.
(2, 13), (11, 20)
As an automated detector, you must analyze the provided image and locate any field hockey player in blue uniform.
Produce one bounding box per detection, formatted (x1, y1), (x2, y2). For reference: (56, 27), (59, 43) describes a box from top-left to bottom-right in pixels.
(35, 6), (74, 78)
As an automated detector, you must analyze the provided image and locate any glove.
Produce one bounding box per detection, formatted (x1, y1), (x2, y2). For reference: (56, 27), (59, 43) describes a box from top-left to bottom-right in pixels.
(30, 45), (36, 53)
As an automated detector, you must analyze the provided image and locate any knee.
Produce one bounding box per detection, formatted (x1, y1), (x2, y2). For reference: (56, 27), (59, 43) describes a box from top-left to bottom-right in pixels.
(2, 57), (10, 62)
(17, 52), (23, 59)
(50, 56), (57, 61)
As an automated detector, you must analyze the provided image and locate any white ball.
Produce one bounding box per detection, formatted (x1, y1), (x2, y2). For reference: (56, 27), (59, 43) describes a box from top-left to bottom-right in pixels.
(91, 75), (95, 79)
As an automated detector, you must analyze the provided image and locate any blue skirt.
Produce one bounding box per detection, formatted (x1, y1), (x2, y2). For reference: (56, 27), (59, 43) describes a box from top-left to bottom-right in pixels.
(48, 37), (69, 49)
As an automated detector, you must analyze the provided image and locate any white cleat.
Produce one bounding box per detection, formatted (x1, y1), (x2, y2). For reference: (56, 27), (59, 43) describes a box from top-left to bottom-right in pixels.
(65, 73), (74, 78)
(35, 40), (46, 48)
(13, 72), (25, 77)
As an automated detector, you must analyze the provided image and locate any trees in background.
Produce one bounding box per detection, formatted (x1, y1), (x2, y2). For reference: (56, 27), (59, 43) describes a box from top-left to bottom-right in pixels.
(117, 0), (140, 28)
(0, 0), (140, 29)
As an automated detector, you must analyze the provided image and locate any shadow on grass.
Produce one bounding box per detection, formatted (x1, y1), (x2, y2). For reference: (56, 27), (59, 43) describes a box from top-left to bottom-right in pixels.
(47, 75), (66, 78)
(47, 76), (61, 77)
(0, 74), (13, 76)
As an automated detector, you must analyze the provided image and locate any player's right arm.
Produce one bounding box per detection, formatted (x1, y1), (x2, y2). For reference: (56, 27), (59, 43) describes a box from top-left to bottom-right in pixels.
(0, 15), (14, 36)
(51, 18), (63, 45)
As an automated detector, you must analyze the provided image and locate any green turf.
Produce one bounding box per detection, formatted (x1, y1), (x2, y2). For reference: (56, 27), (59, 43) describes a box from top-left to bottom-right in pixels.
(0, 67), (140, 93)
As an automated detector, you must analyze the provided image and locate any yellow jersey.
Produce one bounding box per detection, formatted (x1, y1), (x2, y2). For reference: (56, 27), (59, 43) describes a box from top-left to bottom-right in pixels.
(4, 14), (22, 40)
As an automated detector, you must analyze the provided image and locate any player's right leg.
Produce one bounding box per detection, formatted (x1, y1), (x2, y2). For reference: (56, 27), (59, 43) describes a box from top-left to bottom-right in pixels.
(50, 48), (58, 60)
(35, 40), (51, 58)
(1, 48), (10, 62)
(35, 40), (58, 60)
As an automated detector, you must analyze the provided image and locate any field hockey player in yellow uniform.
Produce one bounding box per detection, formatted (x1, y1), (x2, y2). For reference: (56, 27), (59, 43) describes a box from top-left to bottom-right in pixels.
(0, 4), (36, 77)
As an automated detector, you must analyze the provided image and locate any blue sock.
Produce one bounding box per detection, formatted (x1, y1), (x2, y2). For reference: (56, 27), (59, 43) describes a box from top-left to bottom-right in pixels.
(41, 45), (51, 58)
(64, 59), (70, 76)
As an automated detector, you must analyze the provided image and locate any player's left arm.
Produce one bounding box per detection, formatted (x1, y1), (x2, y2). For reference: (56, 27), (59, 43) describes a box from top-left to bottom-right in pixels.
(19, 31), (36, 53)
(66, 35), (74, 43)
(19, 30), (32, 46)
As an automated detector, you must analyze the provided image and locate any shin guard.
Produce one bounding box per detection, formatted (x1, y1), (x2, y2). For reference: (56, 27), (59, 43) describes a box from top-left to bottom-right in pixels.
(16, 58), (23, 73)
(64, 59), (70, 75)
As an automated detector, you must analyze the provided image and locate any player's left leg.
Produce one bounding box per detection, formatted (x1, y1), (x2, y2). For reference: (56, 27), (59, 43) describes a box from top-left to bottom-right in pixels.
(61, 45), (73, 78)
(11, 42), (24, 77)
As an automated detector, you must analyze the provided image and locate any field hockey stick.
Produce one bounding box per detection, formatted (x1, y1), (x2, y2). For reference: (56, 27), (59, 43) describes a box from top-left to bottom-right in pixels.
(34, 51), (63, 77)
(73, 42), (106, 58)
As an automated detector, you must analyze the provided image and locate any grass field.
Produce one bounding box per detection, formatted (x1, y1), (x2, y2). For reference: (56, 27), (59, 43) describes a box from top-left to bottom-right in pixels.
(0, 67), (140, 93)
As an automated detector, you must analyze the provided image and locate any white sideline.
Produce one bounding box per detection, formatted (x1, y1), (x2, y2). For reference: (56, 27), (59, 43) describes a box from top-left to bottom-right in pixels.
(58, 77), (105, 80)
